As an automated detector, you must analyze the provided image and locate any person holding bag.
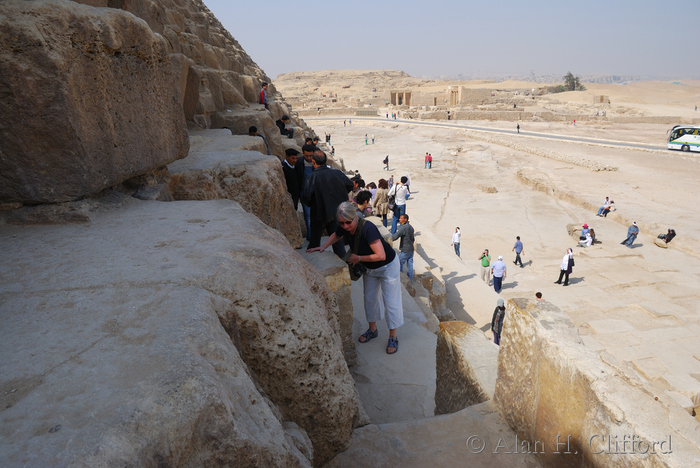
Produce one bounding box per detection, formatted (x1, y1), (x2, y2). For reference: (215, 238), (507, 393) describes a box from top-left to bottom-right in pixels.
(388, 176), (409, 235)
(554, 248), (574, 286)
(307, 202), (403, 354)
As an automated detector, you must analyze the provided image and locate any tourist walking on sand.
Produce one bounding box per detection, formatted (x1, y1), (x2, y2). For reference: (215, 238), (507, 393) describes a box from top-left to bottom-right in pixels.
(428, 154), (432, 168)
(364, 134), (368, 145)
(383, 155), (389, 171)
(512, 236), (524, 267)
(491, 298), (506, 345)
(479, 249), (491, 285)
(372, 135), (375, 144)
(388, 175), (394, 188)
(517, 124), (520, 134)
(388, 176), (409, 235)
(554, 248), (574, 286)
(373, 179), (390, 228)
(491, 256), (507, 294)
(392, 214), (415, 283)
(308, 202), (403, 354)
(425, 152), (430, 169)
(621, 222), (639, 248)
(451, 227), (461, 257)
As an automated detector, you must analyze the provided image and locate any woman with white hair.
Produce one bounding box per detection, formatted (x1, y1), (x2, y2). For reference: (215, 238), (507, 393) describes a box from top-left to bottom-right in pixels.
(554, 248), (574, 286)
(308, 201), (403, 354)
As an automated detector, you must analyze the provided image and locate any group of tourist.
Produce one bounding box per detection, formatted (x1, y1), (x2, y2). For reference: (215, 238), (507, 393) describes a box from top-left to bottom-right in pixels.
(281, 141), (412, 355)
(424, 152), (433, 169)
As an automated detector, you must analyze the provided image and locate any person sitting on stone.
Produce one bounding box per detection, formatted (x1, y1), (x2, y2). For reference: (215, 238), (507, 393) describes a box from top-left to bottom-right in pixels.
(602, 200), (615, 217)
(248, 125), (270, 155)
(276, 115), (294, 139)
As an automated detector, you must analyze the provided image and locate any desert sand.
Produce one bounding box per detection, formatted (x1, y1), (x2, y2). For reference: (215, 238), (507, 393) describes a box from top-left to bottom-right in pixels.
(279, 73), (700, 410)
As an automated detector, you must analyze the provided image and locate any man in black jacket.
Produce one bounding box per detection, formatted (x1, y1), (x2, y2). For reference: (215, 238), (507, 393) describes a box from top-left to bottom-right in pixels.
(302, 150), (353, 258)
(276, 115), (294, 139)
(282, 148), (304, 209)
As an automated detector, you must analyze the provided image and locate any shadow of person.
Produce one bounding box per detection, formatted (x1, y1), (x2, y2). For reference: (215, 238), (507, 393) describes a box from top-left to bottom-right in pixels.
(568, 276), (585, 285)
(501, 280), (519, 290)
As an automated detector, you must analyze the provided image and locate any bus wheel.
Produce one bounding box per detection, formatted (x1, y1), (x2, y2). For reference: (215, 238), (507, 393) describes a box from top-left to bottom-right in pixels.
(682, 145), (690, 152)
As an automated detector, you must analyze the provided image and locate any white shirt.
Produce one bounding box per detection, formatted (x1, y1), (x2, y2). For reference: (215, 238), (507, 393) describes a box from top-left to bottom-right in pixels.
(561, 252), (572, 270)
(452, 230), (461, 244)
(388, 184), (408, 206)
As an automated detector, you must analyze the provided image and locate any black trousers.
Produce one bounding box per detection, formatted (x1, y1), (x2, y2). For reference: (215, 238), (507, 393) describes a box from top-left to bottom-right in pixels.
(309, 219), (346, 259)
(556, 269), (570, 285)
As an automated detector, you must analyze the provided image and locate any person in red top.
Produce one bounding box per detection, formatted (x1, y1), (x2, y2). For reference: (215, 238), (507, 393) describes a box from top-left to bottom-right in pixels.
(424, 152), (429, 169)
(428, 153), (432, 169)
(260, 82), (268, 109)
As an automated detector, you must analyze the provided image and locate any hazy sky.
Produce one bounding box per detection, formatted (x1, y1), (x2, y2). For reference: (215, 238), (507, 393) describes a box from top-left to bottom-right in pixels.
(204, 0), (699, 80)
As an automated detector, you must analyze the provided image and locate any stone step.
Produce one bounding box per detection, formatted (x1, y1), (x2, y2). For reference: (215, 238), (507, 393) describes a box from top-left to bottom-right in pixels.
(328, 401), (540, 468)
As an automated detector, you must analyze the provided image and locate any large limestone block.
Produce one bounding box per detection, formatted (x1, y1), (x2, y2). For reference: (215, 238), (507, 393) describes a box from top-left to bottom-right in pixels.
(494, 298), (700, 467)
(435, 322), (498, 415)
(0, 0), (188, 203)
(168, 130), (303, 247)
(209, 107), (288, 158)
(0, 198), (363, 466)
(329, 401), (540, 468)
(300, 249), (357, 367)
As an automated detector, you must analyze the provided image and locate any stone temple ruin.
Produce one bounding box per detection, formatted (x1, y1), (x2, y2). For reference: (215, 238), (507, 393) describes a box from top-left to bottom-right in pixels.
(1, 1), (700, 467)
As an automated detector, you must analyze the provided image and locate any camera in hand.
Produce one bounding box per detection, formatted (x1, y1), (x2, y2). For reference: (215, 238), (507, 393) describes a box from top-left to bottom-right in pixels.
(350, 262), (367, 280)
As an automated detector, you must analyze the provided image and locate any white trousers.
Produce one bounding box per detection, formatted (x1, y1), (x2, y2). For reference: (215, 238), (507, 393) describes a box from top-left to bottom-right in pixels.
(362, 256), (404, 330)
(481, 265), (491, 284)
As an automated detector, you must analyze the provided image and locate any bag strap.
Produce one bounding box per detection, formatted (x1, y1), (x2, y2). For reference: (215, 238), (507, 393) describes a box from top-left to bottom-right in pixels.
(352, 218), (366, 255)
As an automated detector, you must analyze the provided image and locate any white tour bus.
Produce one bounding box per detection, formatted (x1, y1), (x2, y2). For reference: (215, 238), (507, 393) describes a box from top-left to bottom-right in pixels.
(667, 125), (700, 152)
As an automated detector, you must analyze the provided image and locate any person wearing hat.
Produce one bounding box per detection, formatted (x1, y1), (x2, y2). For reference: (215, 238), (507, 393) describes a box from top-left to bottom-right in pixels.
(579, 223), (593, 247)
(621, 222), (639, 248)
(276, 115), (294, 139)
(282, 148), (304, 209)
(491, 256), (507, 294)
(491, 298), (506, 345)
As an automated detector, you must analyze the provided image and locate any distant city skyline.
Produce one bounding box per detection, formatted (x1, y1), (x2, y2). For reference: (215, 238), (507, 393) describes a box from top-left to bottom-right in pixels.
(204, 0), (700, 81)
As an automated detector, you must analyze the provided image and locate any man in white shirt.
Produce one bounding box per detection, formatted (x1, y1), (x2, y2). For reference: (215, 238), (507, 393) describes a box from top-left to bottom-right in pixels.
(388, 176), (409, 235)
(451, 227), (461, 257)
(491, 256), (507, 294)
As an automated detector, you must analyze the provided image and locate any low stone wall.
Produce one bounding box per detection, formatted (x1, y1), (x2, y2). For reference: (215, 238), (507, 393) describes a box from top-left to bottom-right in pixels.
(296, 108), (373, 117)
(494, 298), (700, 467)
(435, 322), (498, 415)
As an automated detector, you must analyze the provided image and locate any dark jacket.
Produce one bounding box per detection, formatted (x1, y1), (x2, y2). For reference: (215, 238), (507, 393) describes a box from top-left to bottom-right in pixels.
(282, 159), (305, 209)
(392, 221), (415, 253)
(491, 306), (505, 335)
(301, 165), (353, 224)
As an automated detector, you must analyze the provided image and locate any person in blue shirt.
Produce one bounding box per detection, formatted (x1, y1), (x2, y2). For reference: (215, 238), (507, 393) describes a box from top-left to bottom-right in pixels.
(512, 236), (524, 267)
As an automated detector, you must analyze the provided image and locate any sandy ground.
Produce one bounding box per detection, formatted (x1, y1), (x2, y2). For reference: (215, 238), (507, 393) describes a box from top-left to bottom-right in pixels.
(309, 116), (700, 407)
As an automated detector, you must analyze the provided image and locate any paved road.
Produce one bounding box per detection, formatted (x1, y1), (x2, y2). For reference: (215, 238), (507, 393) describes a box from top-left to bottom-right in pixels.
(303, 116), (667, 152)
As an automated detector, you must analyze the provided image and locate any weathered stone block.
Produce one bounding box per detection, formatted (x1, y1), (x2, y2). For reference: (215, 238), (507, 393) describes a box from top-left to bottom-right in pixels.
(168, 130), (303, 247)
(435, 322), (497, 415)
(494, 298), (700, 467)
(300, 249), (357, 367)
(0, 0), (188, 203)
(0, 198), (369, 466)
